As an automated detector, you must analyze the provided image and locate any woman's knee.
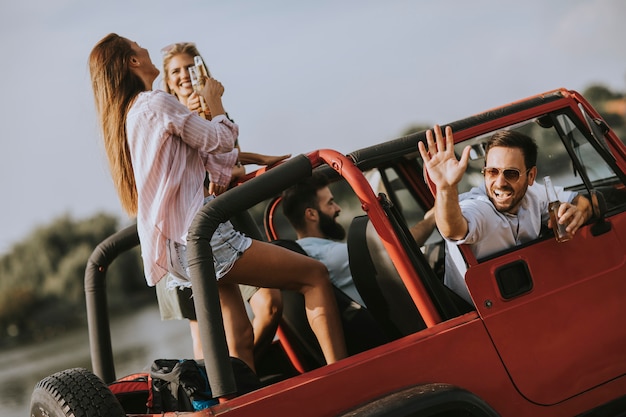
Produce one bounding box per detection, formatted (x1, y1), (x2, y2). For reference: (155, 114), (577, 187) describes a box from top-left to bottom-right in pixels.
(251, 289), (283, 322)
(268, 289), (283, 315)
(308, 259), (331, 285)
(296, 259), (332, 296)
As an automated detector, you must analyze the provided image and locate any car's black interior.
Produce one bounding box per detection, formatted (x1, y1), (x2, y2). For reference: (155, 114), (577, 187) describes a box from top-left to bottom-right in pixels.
(347, 215), (425, 340)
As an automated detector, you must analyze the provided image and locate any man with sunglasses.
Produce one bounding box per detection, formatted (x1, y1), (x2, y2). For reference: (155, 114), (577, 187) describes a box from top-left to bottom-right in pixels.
(418, 125), (592, 304)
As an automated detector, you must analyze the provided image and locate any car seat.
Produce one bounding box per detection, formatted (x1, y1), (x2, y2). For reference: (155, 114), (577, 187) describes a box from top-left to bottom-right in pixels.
(347, 196), (474, 339)
(347, 215), (426, 340)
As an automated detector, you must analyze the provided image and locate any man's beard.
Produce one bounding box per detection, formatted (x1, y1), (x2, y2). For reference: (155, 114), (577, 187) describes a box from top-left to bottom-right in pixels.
(488, 181), (528, 214)
(318, 210), (346, 240)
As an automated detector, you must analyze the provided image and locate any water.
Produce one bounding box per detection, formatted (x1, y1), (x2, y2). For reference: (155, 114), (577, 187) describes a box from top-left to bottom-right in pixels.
(0, 304), (193, 417)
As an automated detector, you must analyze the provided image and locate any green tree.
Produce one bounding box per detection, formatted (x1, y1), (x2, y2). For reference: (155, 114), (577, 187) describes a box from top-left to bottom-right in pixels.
(401, 123), (432, 136)
(0, 213), (147, 348)
(582, 84), (620, 107)
(582, 84), (626, 142)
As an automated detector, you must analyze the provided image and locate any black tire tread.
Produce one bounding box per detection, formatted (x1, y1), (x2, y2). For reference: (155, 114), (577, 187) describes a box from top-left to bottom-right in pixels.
(30, 367), (125, 417)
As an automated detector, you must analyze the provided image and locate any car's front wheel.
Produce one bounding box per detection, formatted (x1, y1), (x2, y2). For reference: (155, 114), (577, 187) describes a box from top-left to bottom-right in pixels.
(29, 367), (125, 417)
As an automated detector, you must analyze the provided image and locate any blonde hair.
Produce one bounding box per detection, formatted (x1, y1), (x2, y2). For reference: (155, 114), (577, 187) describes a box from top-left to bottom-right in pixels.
(161, 42), (211, 98)
(89, 33), (144, 216)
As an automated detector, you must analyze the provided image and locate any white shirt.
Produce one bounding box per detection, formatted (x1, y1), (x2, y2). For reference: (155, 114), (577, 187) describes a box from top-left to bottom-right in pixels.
(444, 182), (575, 304)
(126, 90), (239, 286)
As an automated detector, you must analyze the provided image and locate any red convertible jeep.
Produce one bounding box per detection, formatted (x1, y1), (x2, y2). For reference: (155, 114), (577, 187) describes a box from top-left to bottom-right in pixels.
(30, 88), (626, 416)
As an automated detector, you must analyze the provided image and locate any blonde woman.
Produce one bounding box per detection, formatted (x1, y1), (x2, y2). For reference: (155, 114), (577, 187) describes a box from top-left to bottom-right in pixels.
(160, 41), (288, 362)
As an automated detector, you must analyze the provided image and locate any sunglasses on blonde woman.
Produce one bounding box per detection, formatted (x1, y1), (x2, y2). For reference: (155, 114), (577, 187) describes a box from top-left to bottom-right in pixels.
(481, 167), (530, 183)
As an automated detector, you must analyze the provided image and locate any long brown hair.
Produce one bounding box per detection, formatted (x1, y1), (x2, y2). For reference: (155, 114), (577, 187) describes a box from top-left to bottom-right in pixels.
(89, 33), (145, 215)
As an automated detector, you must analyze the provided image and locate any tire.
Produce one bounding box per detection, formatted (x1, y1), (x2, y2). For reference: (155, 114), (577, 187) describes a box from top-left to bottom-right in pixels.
(29, 367), (125, 417)
(337, 384), (500, 417)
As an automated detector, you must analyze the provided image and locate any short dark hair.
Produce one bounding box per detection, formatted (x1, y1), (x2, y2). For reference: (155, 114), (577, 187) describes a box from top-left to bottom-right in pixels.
(282, 173), (330, 231)
(485, 130), (538, 170)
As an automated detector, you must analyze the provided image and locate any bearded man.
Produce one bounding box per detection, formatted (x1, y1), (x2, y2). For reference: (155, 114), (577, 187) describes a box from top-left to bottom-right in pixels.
(282, 173), (365, 306)
(282, 173), (436, 308)
(418, 125), (591, 304)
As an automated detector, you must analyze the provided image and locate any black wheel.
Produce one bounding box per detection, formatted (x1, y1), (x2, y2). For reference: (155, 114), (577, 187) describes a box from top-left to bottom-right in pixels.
(29, 367), (125, 417)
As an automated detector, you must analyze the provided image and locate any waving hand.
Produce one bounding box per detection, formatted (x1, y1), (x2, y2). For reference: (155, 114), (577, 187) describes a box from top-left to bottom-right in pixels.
(418, 125), (471, 189)
(418, 125), (472, 240)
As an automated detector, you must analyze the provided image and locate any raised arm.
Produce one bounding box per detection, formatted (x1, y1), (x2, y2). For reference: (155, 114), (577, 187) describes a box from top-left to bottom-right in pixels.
(417, 125), (472, 241)
(238, 152), (291, 167)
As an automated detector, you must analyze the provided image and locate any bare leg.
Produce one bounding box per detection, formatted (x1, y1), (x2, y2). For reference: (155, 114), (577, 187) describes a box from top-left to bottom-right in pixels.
(189, 320), (203, 360)
(248, 288), (283, 361)
(221, 240), (347, 364)
(217, 282), (256, 372)
(189, 292), (260, 369)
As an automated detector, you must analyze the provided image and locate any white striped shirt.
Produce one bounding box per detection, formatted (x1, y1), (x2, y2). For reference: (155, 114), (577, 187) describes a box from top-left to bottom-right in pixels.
(126, 90), (239, 286)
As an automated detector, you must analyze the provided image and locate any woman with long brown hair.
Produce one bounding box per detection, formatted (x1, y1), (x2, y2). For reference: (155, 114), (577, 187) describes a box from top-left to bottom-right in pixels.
(88, 33), (346, 371)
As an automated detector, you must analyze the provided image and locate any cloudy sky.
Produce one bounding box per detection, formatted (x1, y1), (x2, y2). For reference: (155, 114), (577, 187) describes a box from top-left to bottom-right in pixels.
(1, 0), (625, 253)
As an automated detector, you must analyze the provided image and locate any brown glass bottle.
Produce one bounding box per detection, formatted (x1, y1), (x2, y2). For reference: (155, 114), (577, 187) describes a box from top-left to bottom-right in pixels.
(544, 176), (572, 242)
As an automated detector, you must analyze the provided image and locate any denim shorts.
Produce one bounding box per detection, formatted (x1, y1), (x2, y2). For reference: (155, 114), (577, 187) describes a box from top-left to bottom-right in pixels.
(167, 220), (252, 285)
(160, 221), (251, 320)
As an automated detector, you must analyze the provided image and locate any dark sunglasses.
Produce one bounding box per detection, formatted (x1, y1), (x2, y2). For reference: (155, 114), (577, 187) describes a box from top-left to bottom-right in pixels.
(481, 167), (530, 183)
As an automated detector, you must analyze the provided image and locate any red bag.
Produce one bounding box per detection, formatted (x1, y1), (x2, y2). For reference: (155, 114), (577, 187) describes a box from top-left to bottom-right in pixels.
(108, 372), (154, 414)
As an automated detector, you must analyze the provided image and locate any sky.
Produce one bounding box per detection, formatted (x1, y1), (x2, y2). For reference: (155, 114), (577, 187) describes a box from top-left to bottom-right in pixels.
(1, 0), (625, 254)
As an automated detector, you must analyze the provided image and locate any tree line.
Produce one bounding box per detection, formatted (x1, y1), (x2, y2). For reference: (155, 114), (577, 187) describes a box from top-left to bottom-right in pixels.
(0, 213), (150, 349)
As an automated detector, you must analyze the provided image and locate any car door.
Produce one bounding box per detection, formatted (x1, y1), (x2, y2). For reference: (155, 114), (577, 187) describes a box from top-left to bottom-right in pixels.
(462, 114), (626, 405)
(465, 218), (626, 405)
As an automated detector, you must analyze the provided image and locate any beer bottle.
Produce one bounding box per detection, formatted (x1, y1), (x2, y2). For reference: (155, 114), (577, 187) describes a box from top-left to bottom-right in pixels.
(544, 176), (572, 242)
